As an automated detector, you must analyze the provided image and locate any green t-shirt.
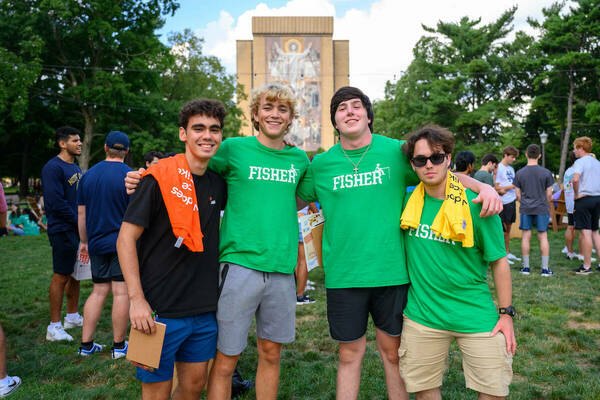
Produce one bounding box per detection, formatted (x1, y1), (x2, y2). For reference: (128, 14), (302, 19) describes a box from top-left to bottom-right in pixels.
(209, 136), (310, 274)
(297, 134), (418, 288)
(473, 170), (494, 187)
(8, 212), (22, 226)
(403, 189), (506, 333)
(22, 216), (40, 236)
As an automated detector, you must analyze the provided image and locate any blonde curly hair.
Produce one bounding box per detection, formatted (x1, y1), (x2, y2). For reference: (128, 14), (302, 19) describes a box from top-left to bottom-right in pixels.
(250, 82), (297, 131)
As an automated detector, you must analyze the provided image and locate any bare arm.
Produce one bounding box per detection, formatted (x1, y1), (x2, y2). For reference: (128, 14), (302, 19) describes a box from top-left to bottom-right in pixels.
(573, 173), (580, 198)
(490, 257), (516, 355)
(515, 188), (521, 203)
(117, 221), (155, 334)
(456, 173), (503, 217)
(546, 186), (553, 210)
(77, 205), (89, 263)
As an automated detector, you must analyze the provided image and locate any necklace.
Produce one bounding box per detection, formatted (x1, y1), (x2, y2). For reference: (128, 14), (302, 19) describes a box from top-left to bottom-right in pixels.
(341, 142), (372, 175)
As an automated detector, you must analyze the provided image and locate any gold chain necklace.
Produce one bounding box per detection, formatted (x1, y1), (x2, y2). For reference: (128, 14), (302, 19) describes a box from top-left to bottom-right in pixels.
(341, 142), (372, 175)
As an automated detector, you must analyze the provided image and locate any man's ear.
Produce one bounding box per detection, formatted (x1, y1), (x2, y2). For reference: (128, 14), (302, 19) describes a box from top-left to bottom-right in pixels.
(179, 127), (186, 142)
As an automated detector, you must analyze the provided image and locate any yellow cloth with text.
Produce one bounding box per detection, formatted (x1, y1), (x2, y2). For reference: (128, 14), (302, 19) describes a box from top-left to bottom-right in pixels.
(400, 170), (474, 247)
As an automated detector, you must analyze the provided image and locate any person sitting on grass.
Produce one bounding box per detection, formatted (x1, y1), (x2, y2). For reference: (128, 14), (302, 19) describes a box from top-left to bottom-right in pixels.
(7, 204), (24, 236)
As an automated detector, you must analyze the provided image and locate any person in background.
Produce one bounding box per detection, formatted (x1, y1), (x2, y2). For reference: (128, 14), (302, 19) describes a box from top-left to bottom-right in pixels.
(143, 151), (163, 168)
(474, 154), (499, 187)
(0, 183), (7, 237)
(454, 151), (476, 176)
(495, 146), (520, 265)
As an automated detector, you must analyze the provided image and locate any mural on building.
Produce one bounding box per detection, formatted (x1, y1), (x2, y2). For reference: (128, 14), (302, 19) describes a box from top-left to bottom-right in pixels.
(266, 36), (321, 152)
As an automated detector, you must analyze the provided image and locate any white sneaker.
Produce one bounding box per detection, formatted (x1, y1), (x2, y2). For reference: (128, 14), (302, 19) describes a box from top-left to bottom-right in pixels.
(0, 376), (21, 397)
(46, 324), (73, 342)
(507, 253), (521, 261)
(64, 314), (83, 329)
(576, 254), (597, 262)
(507, 258), (514, 265)
(307, 280), (316, 285)
(561, 246), (568, 254)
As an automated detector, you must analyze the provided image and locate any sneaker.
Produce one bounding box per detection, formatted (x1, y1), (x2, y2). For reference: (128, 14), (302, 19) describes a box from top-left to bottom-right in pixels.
(78, 342), (104, 356)
(507, 253), (521, 261)
(520, 267), (530, 275)
(567, 252), (579, 260)
(561, 246), (568, 254)
(576, 254), (597, 262)
(64, 314), (83, 329)
(305, 284), (315, 291)
(46, 324), (73, 342)
(507, 258), (514, 265)
(575, 266), (592, 275)
(0, 376), (21, 397)
(111, 341), (128, 359)
(307, 280), (316, 286)
(541, 269), (554, 277)
(296, 294), (316, 305)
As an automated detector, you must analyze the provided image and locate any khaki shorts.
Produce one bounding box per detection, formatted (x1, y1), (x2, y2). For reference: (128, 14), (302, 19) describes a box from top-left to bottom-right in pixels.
(398, 317), (513, 397)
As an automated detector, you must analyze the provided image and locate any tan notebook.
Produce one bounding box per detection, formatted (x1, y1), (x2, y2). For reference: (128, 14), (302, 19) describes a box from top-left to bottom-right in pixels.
(126, 322), (166, 369)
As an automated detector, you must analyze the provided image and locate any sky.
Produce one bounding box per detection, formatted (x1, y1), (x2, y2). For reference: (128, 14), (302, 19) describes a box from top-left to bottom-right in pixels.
(158, 0), (570, 100)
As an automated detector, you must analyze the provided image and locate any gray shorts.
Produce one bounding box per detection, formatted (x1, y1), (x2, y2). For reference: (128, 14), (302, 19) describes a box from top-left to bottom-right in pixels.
(216, 262), (296, 356)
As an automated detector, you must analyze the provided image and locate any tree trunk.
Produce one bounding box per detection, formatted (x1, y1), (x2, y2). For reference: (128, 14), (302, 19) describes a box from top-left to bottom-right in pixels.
(79, 108), (94, 172)
(19, 136), (31, 196)
(558, 70), (575, 183)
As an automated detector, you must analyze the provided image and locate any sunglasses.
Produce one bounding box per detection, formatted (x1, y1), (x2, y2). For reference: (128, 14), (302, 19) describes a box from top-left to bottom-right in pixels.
(411, 153), (447, 167)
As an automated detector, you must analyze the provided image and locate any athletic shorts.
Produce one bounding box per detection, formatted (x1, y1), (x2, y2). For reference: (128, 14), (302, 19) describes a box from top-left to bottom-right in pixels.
(216, 263), (296, 356)
(398, 317), (513, 397)
(568, 213), (574, 226)
(90, 252), (124, 283)
(574, 196), (600, 231)
(136, 313), (217, 383)
(326, 284), (409, 342)
(499, 201), (516, 227)
(48, 230), (79, 275)
(519, 213), (550, 232)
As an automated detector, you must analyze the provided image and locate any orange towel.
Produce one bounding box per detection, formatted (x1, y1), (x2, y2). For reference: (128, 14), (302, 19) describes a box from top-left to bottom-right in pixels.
(143, 154), (204, 252)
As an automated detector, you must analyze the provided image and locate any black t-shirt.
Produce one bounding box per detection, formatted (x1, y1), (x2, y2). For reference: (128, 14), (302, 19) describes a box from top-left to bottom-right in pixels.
(123, 171), (227, 318)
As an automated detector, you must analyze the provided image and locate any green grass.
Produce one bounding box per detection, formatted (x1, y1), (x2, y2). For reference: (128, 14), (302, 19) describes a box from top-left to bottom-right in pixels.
(1, 231), (599, 399)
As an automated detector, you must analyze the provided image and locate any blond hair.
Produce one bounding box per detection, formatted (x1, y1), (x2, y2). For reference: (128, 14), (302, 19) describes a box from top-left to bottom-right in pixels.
(250, 83), (297, 131)
(574, 136), (592, 153)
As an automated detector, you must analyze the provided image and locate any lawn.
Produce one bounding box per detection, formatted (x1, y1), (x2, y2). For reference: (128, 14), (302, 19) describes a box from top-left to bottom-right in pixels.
(1, 231), (599, 399)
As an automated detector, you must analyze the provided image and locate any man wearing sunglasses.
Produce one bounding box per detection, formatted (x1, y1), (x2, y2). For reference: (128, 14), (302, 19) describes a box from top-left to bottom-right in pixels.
(297, 87), (503, 400)
(398, 125), (515, 399)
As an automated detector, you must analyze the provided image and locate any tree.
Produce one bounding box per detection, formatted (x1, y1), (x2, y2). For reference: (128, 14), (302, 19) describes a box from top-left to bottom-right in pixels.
(527, 0), (600, 180)
(375, 7), (537, 160)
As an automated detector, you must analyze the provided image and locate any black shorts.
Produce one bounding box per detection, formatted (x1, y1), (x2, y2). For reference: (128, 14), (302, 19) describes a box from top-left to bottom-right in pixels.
(574, 196), (600, 231)
(568, 213), (574, 226)
(48, 230), (79, 275)
(326, 284), (409, 342)
(90, 252), (124, 283)
(499, 200), (516, 227)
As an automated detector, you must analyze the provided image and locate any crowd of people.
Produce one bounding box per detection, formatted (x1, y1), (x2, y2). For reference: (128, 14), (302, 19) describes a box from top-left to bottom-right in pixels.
(1, 81), (599, 400)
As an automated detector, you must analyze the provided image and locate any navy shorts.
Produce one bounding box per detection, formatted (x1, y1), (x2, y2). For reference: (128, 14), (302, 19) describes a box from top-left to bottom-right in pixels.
(136, 313), (218, 383)
(48, 230), (79, 275)
(326, 284), (409, 342)
(574, 196), (600, 231)
(519, 213), (550, 232)
(90, 252), (124, 283)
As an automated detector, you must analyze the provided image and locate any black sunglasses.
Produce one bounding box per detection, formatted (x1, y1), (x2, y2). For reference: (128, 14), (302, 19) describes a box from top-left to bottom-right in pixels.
(411, 153), (447, 167)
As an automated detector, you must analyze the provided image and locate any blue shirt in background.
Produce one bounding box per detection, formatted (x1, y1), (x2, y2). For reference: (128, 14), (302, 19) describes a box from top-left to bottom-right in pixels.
(77, 160), (132, 255)
(42, 156), (82, 234)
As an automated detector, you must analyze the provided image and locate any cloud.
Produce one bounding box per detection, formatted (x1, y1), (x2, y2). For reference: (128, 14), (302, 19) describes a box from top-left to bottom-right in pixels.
(199, 0), (568, 100)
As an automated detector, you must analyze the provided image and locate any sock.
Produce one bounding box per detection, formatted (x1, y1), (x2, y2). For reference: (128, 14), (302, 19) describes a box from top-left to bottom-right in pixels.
(522, 255), (530, 269)
(541, 256), (549, 269)
(49, 321), (62, 329)
(113, 341), (125, 349)
(66, 312), (80, 320)
(80, 341), (93, 351)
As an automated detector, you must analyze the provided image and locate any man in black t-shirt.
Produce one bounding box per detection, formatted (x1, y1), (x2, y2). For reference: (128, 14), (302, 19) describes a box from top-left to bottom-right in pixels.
(117, 99), (227, 399)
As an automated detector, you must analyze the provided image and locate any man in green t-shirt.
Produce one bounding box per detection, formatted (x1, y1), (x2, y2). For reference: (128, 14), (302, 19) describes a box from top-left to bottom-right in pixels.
(473, 153), (499, 187)
(398, 125), (516, 399)
(296, 87), (503, 400)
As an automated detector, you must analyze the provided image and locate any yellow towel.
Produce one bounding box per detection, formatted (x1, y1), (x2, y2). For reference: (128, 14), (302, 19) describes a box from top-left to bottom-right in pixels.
(401, 170), (473, 247)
